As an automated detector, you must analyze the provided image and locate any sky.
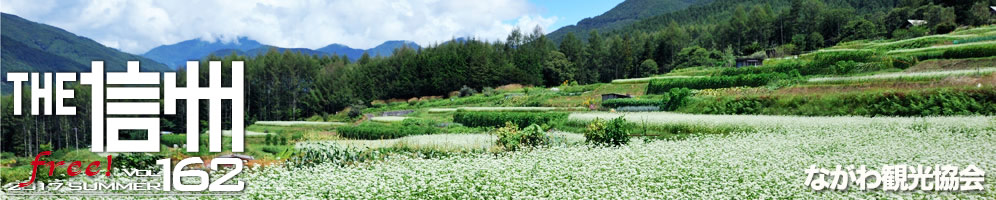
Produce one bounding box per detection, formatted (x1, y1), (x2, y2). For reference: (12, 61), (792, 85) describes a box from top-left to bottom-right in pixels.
(0, 0), (622, 54)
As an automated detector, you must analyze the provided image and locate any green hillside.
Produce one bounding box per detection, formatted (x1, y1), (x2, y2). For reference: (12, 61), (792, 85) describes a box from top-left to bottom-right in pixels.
(547, 0), (708, 42)
(0, 13), (170, 76)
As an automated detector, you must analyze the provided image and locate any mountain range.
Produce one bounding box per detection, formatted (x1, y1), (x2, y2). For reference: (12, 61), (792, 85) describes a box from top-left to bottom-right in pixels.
(1, 13), (171, 74)
(143, 38), (421, 69)
(1, 13), (173, 92)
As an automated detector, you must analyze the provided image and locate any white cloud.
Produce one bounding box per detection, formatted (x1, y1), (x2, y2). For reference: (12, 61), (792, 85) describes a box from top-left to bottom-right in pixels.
(0, 0), (558, 54)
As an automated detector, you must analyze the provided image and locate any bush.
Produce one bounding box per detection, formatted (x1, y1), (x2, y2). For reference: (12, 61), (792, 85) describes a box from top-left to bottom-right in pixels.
(459, 85), (478, 97)
(601, 98), (660, 108)
(811, 50), (878, 71)
(452, 112), (568, 128)
(584, 117), (629, 146)
(933, 22), (956, 34)
(291, 142), (380, 167)
(115, 153), (164, 170)
(482, 87), (498, 96)
(337, 122), (440, 139)
(892, 27), (928, 39)
(306, 115), (324, 122)
(720, 60), (812, 76)
(493, 122), (547, 151)
(262, 146), (286, 154)
(347, 105), (366, 119)
(828, 60), (887, 75)
(659, 88), (692, 111)
(400, 118), (439, 127)
(161, 134), (187, 148)
(646, 73), (787, 94)
(889, 56), (918, 69)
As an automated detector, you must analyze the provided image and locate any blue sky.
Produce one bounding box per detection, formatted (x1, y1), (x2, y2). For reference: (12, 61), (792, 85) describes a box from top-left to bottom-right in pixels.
(530, 0), (623, 31)
(0, 0), (623, 54)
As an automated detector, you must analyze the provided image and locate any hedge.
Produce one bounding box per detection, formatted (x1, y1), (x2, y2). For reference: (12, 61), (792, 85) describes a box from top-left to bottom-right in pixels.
(337, 122), (439, 140)
(452, 111), (568, 128)
(601, 98), (660, 108)
(941, 45), (996, 59)
(679, 87), (996, 116)
(646, 73), (788, 94)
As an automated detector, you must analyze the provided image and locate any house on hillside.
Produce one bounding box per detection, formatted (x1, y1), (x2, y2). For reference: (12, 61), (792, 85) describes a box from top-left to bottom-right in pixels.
(905, 20), (928, 28)
(735, 51), (766, 68)
(735, 57), (764, 68)
(601, 93), (633, 101)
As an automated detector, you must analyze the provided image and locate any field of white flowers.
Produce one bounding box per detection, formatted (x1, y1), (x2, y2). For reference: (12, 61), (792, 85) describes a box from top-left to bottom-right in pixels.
(237, 114), (995, 199)
(7, 113), (994, 199)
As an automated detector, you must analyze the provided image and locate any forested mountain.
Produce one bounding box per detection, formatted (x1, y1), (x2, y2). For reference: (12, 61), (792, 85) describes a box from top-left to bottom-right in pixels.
(316, 40), (421, 60)
(147, 38), (421, 67)
(1, 13), (171, 93)
(317, 44), (365, 60)
(212, 46), (333, 58)
(546, 0), (995, 79)
(547, 0), (711, 42)
(142, 37), (263, 69)
(365, 40), (421, 57)
(0, 13), (170, 75)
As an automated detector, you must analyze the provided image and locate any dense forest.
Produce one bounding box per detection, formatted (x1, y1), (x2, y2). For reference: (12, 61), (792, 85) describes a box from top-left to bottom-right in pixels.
(2, 0), (994, 155)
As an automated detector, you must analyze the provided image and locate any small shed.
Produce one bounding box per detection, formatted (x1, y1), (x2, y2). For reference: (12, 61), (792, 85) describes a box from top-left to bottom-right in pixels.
(601, 93), (633, 101)
(905, 20), (927, 28)
(735, 58), (763, 68)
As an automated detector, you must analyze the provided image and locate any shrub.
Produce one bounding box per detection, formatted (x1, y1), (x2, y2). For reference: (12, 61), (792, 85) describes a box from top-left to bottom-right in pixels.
(306, 115), (325, 122)
(827, 60), (887, 75)
(659, 88), (692, 111)
(892, 27), (928, 39)
(161, 134), (187, 147)
(584, 117), (629, 146)
(337, 122), (439, 139)
(933, 22), (956, 34)
(459, 85), (478, 97)
(482, 87), (498, 96)
(115, 153), (164, 170)
(889, 56), (918, 69)
(811, 50), (877, 69)
(400, 118), (439, 127)
(452, 112), (568, 128)
(493, 122), (547, 151)
(720, 60), (812, 76)
(601, 98), (660, 108)
(262, 146), (286, 154)
(347, 105), (366, 119)
(646, 73), (787, 94)
(291, 142), (380, 167)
